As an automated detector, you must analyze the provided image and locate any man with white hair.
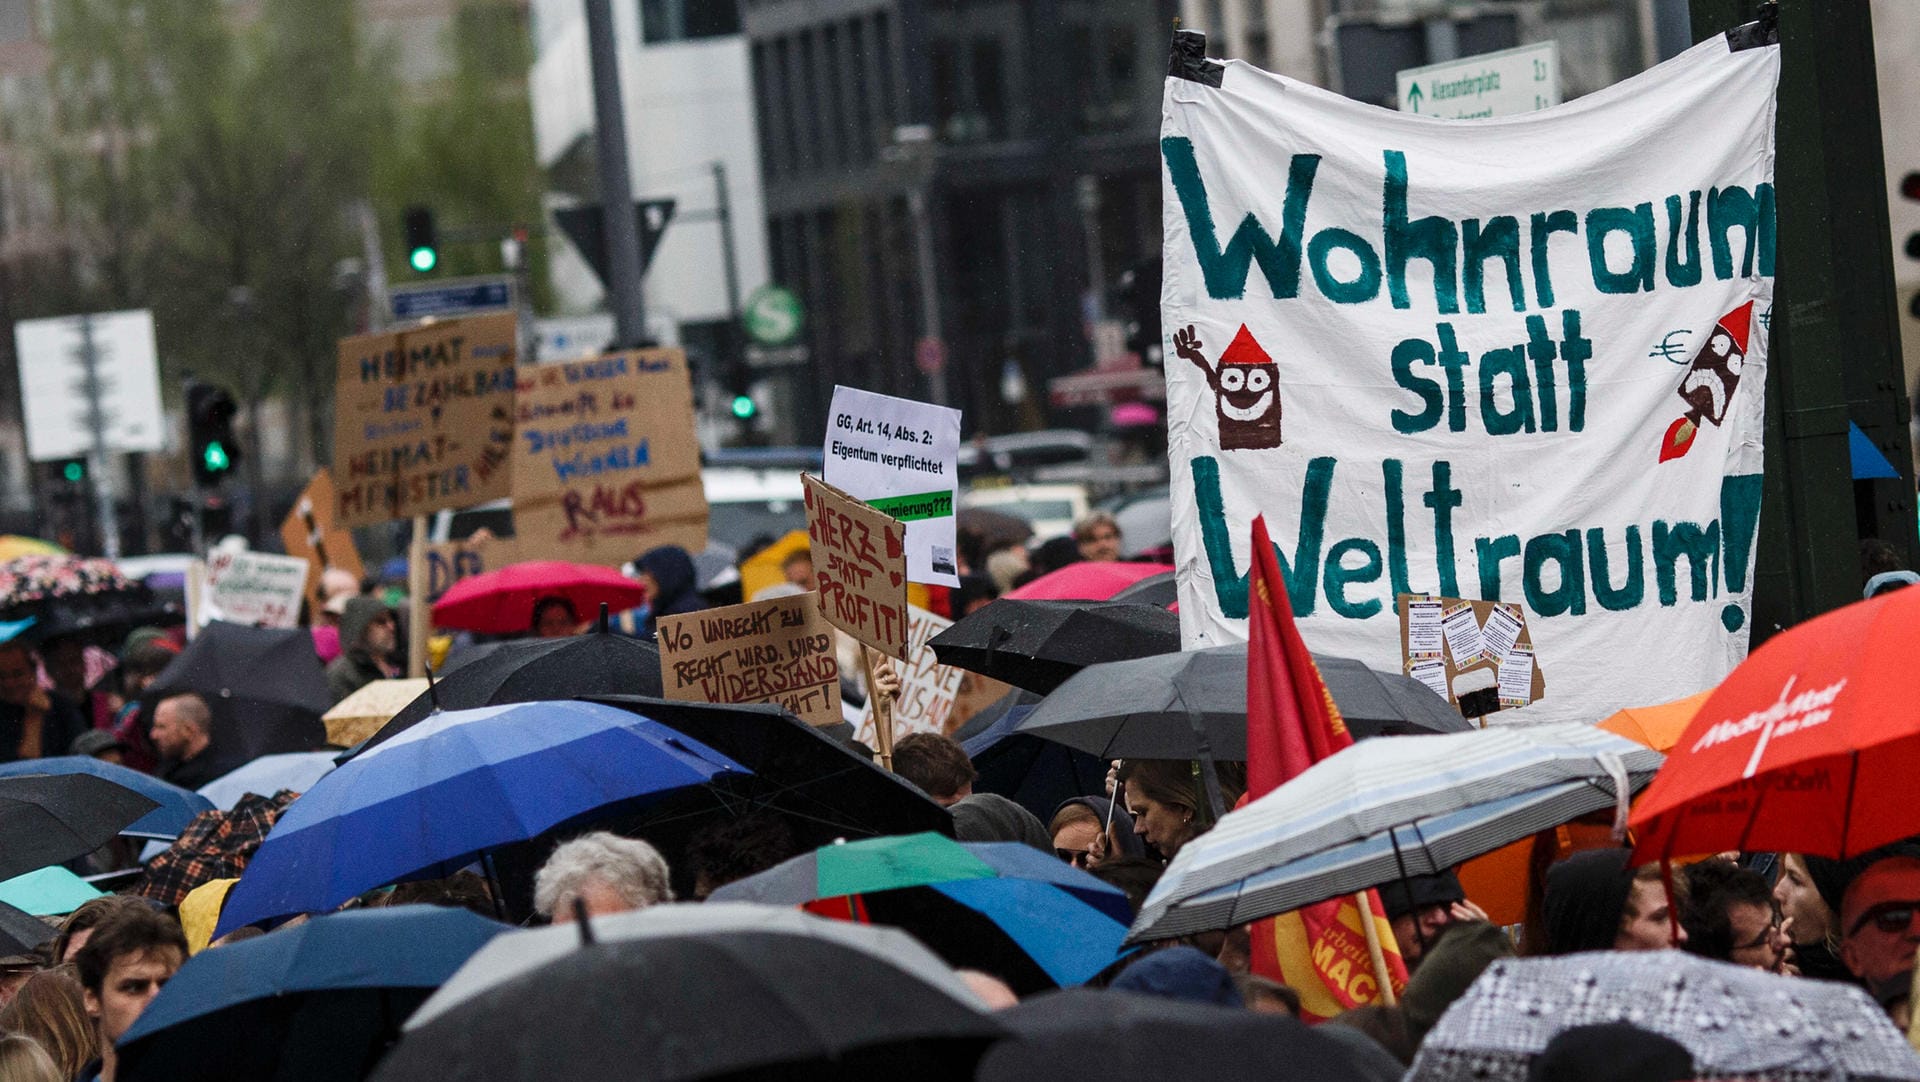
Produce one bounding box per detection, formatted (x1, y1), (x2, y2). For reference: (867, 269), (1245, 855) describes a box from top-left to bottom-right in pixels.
(533, 832), (674, 922)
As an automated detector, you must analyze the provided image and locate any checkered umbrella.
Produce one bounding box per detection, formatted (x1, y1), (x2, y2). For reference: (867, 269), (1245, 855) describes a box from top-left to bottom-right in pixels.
(1410, 951), (1920, 1081)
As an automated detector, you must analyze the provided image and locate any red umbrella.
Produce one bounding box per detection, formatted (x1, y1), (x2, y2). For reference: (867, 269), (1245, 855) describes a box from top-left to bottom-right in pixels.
(430, 561), (648, 635)
(1003, 562), (1174, 602)
(1629, 586), (1920, 861)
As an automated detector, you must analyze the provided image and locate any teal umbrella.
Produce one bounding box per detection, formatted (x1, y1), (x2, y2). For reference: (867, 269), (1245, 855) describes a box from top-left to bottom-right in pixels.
(0, 865), (102, 916)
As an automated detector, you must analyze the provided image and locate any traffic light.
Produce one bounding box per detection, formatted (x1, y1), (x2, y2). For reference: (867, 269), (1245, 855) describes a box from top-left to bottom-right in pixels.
(724, 360), (758, 420)
(1114, 257), (1164, 364)
(56, 459), (84, 484)
(403, 206), (438, 274)
(186, 381), (240, 487)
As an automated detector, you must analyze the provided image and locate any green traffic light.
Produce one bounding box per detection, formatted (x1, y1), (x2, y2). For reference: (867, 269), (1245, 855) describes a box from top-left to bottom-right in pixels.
(409, 246), (438, 273)
(203, 441), (230, 473)
(730, 394), (757, 420)
(62, 462), (83, 483)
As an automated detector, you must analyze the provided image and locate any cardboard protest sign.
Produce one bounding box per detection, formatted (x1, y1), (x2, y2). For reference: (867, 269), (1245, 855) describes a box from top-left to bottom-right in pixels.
(512, 350), (707, 566)
(824, 386), (962, 586)
(1163, 39), (1777, 724)
(803, 475), (909, 660)
(280, 469), (365, 615)
(1398, 594), (1545, 713)
(201, 551), (310, 628)
(424, 534), (523, 604)
(855, 606), (963, 744)
(332, 313), (517, 527)
(656, 593), (841, 727)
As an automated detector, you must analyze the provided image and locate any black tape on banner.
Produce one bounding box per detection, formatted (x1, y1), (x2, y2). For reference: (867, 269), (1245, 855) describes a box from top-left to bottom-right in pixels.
(1168, 29), (1225, 88)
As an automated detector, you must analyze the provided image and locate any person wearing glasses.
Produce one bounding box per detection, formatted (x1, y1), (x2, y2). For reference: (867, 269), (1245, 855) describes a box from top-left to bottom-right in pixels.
(1678, 857), (1790, 973)
(1833, 845), (1920, 996)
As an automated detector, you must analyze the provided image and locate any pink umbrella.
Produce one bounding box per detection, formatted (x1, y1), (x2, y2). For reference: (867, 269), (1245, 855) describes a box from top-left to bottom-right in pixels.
(1003, 562), (1175, 602)
(430, 561), (649, 635)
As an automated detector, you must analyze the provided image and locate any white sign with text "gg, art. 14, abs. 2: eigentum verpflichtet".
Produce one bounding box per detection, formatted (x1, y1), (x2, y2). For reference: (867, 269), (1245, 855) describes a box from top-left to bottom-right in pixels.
(823, 386), (962, 587)
(1397, 41), (1561, 119)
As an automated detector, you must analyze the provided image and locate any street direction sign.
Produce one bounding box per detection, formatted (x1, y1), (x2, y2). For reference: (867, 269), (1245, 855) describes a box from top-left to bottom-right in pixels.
(14, 309), (164, 461)
(1398, 41), (1560, 119)
(389, 275), (515, 322)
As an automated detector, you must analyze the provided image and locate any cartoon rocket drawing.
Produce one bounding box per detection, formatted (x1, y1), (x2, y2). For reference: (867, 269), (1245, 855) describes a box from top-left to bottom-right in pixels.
(1659, 300), (1754, 463)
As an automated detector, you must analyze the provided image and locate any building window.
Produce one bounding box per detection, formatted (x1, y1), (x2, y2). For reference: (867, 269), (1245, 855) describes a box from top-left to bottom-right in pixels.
(639, 0), (740, 45)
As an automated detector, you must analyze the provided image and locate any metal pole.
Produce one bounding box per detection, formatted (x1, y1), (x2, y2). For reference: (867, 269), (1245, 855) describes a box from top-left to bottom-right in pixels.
(906, 185), (948, 407)
(75, 316), (120, 559)
(713, 161), (743, 331)
(584, 0), (648, 349)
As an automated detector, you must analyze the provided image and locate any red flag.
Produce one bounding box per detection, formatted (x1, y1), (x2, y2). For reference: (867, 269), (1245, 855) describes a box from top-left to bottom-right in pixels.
(1245, 514), (1407, 1020)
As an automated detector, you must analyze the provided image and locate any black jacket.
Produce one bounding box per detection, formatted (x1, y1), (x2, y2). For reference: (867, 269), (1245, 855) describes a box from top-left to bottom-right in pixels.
(0, 691), (88, 763)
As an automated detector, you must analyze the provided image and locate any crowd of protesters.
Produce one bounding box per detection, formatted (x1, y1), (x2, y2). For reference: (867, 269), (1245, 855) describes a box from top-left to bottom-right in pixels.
(0, 527), (1914, 1081)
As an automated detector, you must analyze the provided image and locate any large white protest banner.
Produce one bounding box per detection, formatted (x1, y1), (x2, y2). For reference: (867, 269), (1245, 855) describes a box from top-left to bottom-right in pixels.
(825, 386), (963, 586)
(1163, 36), (1778, 724)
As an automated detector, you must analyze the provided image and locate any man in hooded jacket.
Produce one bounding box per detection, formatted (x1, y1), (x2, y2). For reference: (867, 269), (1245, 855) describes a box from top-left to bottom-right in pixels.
(325, 598), (397, 705)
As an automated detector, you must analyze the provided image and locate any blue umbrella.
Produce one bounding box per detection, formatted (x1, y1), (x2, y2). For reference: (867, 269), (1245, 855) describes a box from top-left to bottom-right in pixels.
(0, 755), (213, 839)
(118, 905), (506, 1082)
(196, 751), (337, 809)
(214, 701), (747, 937)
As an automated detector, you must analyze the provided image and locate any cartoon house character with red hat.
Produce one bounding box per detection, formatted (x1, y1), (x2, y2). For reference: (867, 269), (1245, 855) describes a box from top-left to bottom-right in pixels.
(1174, 323), (1282, 450)
(1659, 300), (1754, 463)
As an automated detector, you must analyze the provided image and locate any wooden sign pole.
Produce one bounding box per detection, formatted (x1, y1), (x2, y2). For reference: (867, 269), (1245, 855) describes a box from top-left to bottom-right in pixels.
(862, 646), (894, 771)
(407, 515), (429, 678)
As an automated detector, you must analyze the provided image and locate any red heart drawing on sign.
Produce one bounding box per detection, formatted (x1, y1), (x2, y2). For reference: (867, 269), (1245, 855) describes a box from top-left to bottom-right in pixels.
(885, 528), (903, 560)
(890, 571), (902, 588)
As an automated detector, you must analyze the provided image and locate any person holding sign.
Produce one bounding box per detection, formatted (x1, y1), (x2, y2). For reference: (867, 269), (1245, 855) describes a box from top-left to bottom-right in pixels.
(633, 546), (704, 639)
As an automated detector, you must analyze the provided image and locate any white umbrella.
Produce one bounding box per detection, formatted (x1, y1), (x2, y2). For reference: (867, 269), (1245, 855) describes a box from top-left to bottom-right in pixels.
(1129, 723), (1660, 942)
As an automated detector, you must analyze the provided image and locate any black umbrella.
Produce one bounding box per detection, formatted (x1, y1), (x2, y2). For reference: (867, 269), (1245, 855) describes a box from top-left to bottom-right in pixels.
(143, 622), (328, 759)
(1109, 569), (1178, 608)
(977, 988), (1367, 1082)
(585, 696), (953, 846)
(957, 507), (1034, 550)
(0, 899), (54, 957)
(929, 599), (1181, 695)
(0, 773), (159, 880)
(956, 689), (1108, 823)
(343, 632), (663, 761)
(1015, 643), (1471, 760)
(371, 929), (1006, 1082)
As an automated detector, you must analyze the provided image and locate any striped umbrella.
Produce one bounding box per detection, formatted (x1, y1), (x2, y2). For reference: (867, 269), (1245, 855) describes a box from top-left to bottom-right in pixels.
(1128, 724), (1661, 943)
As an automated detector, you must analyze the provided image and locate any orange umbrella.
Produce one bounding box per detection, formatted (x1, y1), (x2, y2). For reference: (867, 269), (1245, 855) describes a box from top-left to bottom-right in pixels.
(1597, 691), (1711, 752)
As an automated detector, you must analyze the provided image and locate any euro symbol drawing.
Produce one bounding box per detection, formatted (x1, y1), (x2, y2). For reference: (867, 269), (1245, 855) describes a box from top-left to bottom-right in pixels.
(1650, 330), (1689, 364)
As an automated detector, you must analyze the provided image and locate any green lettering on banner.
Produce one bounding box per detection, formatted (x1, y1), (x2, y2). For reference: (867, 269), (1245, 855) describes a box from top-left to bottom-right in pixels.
(1653, 519), (1720, 606)
(1664, 193), (1704, 288)
(1585, 203), (1657, 294)
(1718, 473), (1765, 631)
(1463, 216), (1525, 315)
(1162, 136), (1319, 301)
(866, 489), (955, 522)
(1523, 530), (1586, 616)
(1528, 210), (1578, 309)
(1383, 150), (1460, 313)
(1587, 526), (1646, 611)
(1192, 455), (1330, 618)
(1324, 538), (1384, 618)
(1708, 184), (1775, 279)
